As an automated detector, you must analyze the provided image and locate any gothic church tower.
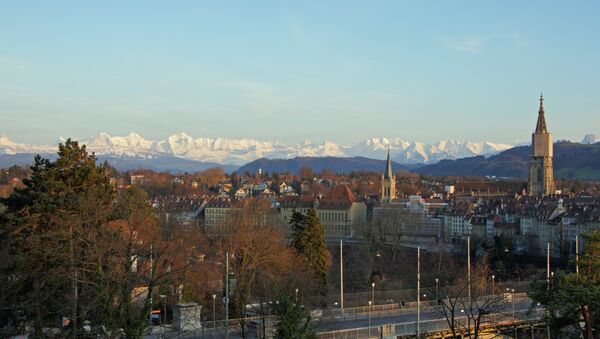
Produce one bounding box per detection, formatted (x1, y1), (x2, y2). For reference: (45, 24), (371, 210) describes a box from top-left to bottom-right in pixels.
(528, 94), (555, 196)
(381, 148), (396, 202)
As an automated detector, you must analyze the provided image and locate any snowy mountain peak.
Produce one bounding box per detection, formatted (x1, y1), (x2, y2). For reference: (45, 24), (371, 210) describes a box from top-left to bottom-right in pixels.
(0, 132), (525, 166)
(582, 134), (600, 144)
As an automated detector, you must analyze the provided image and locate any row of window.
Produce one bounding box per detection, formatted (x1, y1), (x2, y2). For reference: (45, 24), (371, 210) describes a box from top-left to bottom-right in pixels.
(319, 212), (348, 223)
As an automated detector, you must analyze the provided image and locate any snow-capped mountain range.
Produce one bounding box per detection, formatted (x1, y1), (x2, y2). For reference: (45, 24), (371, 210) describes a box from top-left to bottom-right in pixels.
(12, 131), (600, 166)
(1, 132), (517, 166)
(581, 134), (600, 145)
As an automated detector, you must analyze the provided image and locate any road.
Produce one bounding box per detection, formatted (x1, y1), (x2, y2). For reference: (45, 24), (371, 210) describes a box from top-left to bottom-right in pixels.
(315, 300), (536, 333)
(145, 297), (541, 338)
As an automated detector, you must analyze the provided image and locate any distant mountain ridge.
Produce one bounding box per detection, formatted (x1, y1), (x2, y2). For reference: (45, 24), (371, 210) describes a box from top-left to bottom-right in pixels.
(1, 132), (515, 165)
(236, 156), (414, 175)
(3, 133), (598, 176)
(582, 134), (600, 145)
(415, 141), (600, 180)
(0, 153), (237, 174)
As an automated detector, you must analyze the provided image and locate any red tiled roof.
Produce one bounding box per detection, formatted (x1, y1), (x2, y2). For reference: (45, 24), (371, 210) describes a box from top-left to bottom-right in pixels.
(324, 185), (356, 203)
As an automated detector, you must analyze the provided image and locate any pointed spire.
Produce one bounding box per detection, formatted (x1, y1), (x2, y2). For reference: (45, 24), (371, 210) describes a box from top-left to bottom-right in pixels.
(535, 93), (548, 133)
(384, 146), (393, 180)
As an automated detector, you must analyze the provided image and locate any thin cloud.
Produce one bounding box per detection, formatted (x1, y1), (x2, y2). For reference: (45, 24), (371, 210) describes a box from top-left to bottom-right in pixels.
(442, 36), (484, 53)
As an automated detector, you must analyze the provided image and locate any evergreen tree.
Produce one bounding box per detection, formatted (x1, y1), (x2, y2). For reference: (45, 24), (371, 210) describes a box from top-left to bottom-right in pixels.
(273, 294), (315, 339)
(289, 209), (329, 296)
(0, 139), (115, 336)
(289, 211), (306, 249)
(0, 139), (188, 339)
(530, 231), (600, 338)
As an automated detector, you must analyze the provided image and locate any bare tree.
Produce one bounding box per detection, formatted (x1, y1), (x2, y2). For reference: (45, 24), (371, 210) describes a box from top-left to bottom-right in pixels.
(438, 257), (506, 338)
(215, 199), (311, 338)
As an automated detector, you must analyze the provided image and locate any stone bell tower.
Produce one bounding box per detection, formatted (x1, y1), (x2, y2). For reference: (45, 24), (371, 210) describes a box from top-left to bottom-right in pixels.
(528, 94), (555, 196)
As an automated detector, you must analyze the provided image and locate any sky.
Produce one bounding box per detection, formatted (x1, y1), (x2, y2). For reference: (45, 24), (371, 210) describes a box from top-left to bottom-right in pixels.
(1, 1), (599, 146)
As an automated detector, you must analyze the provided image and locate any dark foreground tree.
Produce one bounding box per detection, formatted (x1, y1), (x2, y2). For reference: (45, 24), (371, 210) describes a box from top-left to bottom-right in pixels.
(0, 139), (200, 338)
(0, 139), (115, 336)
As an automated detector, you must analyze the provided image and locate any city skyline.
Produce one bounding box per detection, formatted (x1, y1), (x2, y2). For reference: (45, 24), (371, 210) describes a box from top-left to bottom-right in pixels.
(2, 1), (599, 145)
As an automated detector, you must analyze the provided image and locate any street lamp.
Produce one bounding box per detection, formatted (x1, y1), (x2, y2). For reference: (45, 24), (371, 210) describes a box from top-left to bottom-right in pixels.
(295, 288), (299, 304)
(435, 278), (439, 301)
(159, 295), (167, 326)
(371, 282), (375, 307)
(508, 288), (516, 337)
(212, 294), (216, 328)
(368, 300), (372, 338)
(159, 294), (167, 338)
(491, 275), (495, 295)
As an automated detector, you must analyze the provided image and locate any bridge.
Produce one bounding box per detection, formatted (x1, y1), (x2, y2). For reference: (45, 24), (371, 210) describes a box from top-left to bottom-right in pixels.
(144, 293), (546, 338)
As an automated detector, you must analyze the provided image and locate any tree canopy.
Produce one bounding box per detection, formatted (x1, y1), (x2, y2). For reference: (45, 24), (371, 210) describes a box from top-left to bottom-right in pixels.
(290, 209), (330, 297)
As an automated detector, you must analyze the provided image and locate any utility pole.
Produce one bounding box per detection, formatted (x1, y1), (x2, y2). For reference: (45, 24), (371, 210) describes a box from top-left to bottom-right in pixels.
(417, 246), (420, 338)
(368, 300), (372, 338)
(371, 282), (375, 307)
(467, 236), (471, 300)
(340, 239), (344, 313)
(148, 243), (154, 326)
(225, 252), (229, 339)
(547, 242), (551, 339)
(212, 294), (216, 328)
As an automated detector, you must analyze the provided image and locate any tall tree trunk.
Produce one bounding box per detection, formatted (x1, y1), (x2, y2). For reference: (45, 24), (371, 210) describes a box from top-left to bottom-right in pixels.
(581, 304), (593, 339)
(70, 223), (78, 338)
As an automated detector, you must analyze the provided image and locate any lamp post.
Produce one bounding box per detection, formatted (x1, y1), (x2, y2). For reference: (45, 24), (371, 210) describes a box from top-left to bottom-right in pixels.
(368, 300), (372, 338)
(371, 282), (375, 307)
(435, 278), (439, 301)
(340, 239), (344, 314)
(159, 295), (167, 325)
(467, 236), (471, 300)
(212, 294), (216, 328)
(295, 288), (299, 304)
(159, 294), (166, 339)
(508, 288), (516, 337)
(491, 275), (495, 295)
(225, 252), (230, 339)
(417, 246), (421, 338)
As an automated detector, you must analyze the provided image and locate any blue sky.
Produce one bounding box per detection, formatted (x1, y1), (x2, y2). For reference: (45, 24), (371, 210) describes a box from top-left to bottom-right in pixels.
(1, 1), (599, 145)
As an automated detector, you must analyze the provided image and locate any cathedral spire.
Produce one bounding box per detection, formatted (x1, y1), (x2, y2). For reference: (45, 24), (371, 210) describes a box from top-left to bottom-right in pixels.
(384, 147), (393, 180)
(535, 93), (548, 133)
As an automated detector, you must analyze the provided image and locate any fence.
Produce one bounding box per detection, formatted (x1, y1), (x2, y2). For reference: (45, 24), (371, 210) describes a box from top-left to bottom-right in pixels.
(316, 308), (546, 338)
(309, 280), (531, 308)
(146, 291), (533, 338)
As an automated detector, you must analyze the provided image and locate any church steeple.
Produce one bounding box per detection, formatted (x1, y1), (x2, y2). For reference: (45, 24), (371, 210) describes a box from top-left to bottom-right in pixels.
(529, 93), (554, 196)
(384, 147), (393, 180)
(381, 146), (396, 203)
(535, 93), (548, 133)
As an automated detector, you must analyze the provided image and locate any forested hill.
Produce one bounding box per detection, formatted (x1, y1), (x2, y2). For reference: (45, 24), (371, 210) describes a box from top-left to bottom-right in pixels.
(415, 142), (600, 180)
(236, 156), (412, 175)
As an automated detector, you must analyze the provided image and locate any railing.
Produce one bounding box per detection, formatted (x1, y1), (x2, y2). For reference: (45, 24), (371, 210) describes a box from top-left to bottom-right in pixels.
(316, 308), (546, 338)
(151, 292), (533, 337)
(309, 280), (531, 308)
(320, 292), (529, 321)
(178, 293), (531, 337)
